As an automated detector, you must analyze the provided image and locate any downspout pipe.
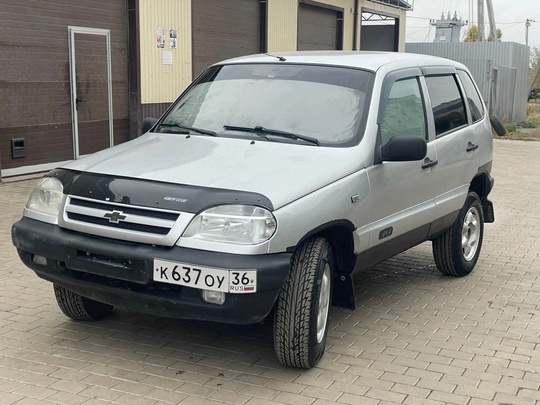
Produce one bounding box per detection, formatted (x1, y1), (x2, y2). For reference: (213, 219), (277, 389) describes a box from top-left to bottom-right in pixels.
(353, 0), (359, 50)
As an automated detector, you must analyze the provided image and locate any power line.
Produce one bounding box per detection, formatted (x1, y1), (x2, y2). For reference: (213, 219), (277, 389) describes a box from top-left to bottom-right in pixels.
(408, 16), (435, 20)
(406, 26), (430, 37)
(423, 25), (433, 42)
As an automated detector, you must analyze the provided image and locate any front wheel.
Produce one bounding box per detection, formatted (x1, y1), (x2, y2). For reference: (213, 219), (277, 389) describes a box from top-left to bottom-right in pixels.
(273, 236), (333, 368)
(54, 284), (114, 320)
(432, 192), (484, 277)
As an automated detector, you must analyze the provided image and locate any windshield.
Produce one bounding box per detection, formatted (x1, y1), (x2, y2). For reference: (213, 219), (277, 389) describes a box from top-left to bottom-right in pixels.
(158, 63), (373, 146)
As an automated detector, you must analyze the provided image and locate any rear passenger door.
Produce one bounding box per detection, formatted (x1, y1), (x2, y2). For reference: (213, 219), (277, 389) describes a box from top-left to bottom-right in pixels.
(421, 68), (480, 221)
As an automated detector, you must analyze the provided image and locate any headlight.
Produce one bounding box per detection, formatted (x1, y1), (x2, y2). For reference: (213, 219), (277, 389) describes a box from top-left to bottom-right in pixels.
(183, 205), (277, 245)
(26, 177), (64, 216)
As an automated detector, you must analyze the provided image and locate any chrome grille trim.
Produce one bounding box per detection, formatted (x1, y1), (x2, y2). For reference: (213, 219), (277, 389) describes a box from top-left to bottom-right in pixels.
(58, 196), (195, 246)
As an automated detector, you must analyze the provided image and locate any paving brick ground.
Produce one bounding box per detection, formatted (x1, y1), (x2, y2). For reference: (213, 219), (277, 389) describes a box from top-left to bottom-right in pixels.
(1, 139), (539, 405)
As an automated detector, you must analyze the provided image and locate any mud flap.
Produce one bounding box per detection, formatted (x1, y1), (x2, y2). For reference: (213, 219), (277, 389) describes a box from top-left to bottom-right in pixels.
(332, 272), (355, 310)
(483, 199), (495, 223)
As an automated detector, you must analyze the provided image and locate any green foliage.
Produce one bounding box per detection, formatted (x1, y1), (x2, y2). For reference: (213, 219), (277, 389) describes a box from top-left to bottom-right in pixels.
(504, 123), (517, 133)
(531, 47), (540, 88)
(463, 25), (502, 42)
(529, 117), (540, 128)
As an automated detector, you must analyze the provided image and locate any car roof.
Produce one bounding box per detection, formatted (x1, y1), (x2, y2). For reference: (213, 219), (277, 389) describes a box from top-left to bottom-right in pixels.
(216, 51), (465, 72)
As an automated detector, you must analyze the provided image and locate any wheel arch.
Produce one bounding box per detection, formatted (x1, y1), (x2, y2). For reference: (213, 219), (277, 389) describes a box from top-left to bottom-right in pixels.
(288, 220), (357, 309)
(469, 173), (491, 200)
(469, 171), (495, 223)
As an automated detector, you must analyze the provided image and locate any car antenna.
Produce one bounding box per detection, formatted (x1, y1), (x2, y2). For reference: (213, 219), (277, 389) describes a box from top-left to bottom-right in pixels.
(265, 53), (286, 61)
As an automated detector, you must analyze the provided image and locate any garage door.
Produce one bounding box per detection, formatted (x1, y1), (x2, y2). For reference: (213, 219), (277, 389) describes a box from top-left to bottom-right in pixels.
(192, 0), (261, 78)
(298, 2), (342, 50)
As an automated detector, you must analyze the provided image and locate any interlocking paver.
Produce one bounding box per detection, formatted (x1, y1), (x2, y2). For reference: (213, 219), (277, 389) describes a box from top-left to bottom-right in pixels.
(2, 139), (540, 404)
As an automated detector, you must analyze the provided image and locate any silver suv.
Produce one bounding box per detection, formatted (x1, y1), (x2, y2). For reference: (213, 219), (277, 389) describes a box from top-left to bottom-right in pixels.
(12, 51), (495, 369)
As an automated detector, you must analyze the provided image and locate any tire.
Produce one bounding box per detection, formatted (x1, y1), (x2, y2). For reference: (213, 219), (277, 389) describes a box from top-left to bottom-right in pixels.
(490, 115), (506, 136)
(53, 284), (113, 321)
(273, 236), (333, 368)
(432, 192), (484, 277)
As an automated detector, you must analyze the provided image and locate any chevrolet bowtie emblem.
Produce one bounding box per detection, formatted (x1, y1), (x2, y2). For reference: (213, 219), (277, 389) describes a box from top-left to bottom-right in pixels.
(103, 210), (127, 224)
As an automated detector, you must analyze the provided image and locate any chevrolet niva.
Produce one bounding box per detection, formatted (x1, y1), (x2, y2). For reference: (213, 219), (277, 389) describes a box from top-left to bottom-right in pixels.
(12, 51), (501, 368)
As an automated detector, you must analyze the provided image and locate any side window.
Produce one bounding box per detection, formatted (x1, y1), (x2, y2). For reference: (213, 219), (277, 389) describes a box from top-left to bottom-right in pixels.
(425, 75), (467, 136)
(457, 70), (485, 122)
(379, 77), (427, 146)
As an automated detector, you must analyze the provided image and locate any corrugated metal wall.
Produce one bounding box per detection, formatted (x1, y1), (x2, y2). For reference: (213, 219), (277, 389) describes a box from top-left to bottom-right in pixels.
(457, 59), (493, 106)
(492, 66), (517, 121)
(361, 25), (397, 51)
(139, 0), (192, 105)
(406, 42), (529, 122)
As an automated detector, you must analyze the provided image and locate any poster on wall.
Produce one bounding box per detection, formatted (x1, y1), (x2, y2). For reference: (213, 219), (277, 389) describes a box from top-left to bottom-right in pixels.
(162, 51), (173, 65)
(170, 30), (177, 49)
(157, 28), (165, 48)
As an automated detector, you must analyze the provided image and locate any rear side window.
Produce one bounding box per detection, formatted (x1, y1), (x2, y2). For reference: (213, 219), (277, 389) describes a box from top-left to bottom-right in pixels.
(425, 75), (467, 136)
(457, 70), (485, 122)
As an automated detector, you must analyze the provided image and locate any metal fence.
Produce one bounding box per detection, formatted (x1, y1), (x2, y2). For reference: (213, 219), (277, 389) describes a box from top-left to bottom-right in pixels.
(406, 42), (529, 123)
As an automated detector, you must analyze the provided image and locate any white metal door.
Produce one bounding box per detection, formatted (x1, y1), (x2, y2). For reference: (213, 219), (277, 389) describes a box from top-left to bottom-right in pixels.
(68, 26), (114, 159)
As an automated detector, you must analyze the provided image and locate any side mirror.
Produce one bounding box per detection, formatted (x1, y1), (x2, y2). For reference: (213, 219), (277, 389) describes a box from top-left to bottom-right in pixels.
(381, 136), (427, 162)
(141, 117), (158, 134)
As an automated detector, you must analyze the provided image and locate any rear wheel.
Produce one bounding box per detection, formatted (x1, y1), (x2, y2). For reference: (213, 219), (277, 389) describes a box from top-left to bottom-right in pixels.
(53, 284), (113, 320)
(433, 192), (484, 277)
(274, 236), (333, 368)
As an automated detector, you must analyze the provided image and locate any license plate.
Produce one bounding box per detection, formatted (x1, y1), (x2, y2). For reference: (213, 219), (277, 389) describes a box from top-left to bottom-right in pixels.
(153, 258), (257, 293)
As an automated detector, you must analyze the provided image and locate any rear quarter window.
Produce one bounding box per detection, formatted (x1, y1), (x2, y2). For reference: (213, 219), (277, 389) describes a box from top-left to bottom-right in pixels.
(457, 70), (485, 122)
(425, 75), (467, 136)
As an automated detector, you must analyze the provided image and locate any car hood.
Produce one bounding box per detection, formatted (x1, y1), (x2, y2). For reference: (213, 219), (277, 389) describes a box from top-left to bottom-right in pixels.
(63, 133), (365, 209)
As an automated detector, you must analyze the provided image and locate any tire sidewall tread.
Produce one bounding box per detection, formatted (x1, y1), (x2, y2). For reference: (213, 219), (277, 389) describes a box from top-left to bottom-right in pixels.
(433, 192), (484, 277)
(274, 237), (333, 368)
(54, 284), (113, 321)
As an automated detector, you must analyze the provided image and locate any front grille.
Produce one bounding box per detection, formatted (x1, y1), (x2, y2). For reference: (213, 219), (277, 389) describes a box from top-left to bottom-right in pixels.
(59, 196), (193, 246)
(69, 198), (178, 221)
(67, 212), (170, 235)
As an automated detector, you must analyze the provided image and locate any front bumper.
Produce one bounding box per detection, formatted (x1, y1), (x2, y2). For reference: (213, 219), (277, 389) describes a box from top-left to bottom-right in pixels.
(12, 217), (292, 324)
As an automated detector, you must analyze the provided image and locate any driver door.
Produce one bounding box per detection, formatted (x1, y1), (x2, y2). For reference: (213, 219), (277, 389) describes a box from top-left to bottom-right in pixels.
(364, 70), (438, 261)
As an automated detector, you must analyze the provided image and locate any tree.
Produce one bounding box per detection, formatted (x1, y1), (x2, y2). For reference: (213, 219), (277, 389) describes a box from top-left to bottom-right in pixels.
(463, 25), (502, 42)
(530, 47), (540, 89)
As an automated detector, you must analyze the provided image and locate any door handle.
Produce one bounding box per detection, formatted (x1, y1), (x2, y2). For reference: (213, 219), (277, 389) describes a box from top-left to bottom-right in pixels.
(466, 142), (479, 152)
(422, 157), (438, 169)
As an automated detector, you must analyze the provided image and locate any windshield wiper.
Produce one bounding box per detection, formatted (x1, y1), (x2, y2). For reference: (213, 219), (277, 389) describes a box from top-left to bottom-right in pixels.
(157, 123), (218, 137)
(223, 125), (320, 146)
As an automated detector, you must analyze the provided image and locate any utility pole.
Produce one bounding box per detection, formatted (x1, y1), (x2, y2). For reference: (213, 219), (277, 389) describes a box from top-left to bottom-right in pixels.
(526, 19), (535, 47)
(477, 0), (485, 42)
(486, 0), (497, 41)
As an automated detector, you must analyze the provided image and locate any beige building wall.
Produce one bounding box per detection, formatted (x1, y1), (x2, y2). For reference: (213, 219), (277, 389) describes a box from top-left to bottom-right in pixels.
(139, 0), (192, 104)
(138, 0), (408, 103)
(267, 0), (298, 52)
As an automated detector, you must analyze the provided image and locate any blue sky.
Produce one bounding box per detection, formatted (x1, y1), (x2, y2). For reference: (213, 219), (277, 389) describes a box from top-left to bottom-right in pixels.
(405, 0), (540, 49)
